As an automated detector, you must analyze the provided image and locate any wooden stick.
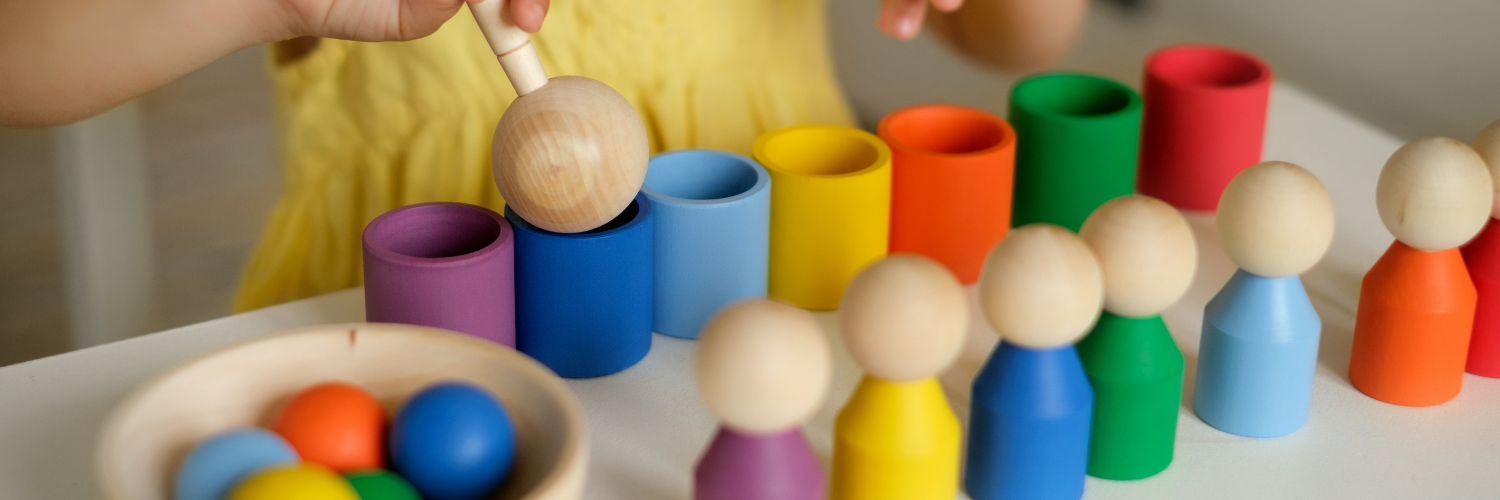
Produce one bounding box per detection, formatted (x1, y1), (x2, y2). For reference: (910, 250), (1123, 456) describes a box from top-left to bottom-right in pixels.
(469, 0), (549, 96)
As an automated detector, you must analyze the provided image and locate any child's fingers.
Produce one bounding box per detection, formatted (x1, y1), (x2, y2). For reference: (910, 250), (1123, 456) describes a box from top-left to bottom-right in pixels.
(930, 0), (964, 12)
(878, 0), (929, 40)
(509, 0), (549, 33)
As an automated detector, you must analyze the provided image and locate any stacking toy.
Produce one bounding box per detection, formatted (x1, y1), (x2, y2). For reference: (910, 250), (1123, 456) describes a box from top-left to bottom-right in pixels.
(966, 224), (1101, 500)
(831, 255), (967, 500)
(345, 470), (422, 500)
(879, 105), (1016, 283)
(1076, 195), (1195, 479)
(469, 0), (649, 233)
(1461, 119), (1500, 378)
(1137, 45), (1272, 211)
(228, 464), (359, 500)
(1350, 138), (1493, 406)
(363, 202), (516, 347)
(1008, 73), (1141, 231)
(753, 125), (892, 310)
(270, 382), (385, 472)
(390, 382), (518, 500)
(694, 299), (832, 500)
(1195, 161), (1334, 436)
(174, 429), (299, 500)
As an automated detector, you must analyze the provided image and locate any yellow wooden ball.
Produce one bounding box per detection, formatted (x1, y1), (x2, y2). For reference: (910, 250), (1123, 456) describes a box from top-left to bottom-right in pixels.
(695, 299), (832, 434)
(839, 254), (968, 382)
(978, 224), (1103, 349)
(228, 464), (359, 500)
(1080, 195), (1197, 317)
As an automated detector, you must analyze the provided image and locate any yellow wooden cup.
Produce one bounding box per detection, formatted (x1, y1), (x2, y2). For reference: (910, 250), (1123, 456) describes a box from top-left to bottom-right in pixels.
(753, 125), (892, 310)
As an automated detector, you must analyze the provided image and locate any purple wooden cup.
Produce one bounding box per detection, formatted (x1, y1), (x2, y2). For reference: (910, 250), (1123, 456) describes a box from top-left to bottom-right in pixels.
(362, 202), (516, 347)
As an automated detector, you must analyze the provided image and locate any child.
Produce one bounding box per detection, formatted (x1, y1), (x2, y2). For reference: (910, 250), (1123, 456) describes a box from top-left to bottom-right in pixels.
(0, 0), (1086, 310)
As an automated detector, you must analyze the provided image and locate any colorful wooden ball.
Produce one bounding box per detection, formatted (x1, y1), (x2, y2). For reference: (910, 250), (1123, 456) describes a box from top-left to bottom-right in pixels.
(345, 470), (422, 500)
(1216, 161), (1335, 277)
(174, 428), (299, 500)
(978, 223), (1103, 348)
(839, 254), (969, 382)
(270, 382), (386, 472)
(1474, 119), (1500, 218)
(1376, 137), (1492, 251)
(695, 298), (833, 433)
(228, 464), (359, 500)
(1080, 194), (1197, 317)
(390, 382), (518, 500)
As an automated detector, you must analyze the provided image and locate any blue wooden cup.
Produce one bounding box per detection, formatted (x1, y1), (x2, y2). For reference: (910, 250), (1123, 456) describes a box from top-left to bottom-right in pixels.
(642, 150), (771, 339)
(507, 193), (655, 378)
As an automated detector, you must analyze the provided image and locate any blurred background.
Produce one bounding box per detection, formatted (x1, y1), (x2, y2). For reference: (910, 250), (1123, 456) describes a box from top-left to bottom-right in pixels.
(1, 0), (1497, 366)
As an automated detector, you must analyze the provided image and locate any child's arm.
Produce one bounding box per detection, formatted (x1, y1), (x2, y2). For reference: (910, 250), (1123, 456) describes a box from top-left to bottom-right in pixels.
(879, 0), (1088, 72)
(0, 0), (549, 127)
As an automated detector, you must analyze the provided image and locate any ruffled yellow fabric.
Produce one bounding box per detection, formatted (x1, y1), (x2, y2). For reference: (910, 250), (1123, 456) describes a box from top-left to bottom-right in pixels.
(235, 0), (855, 311)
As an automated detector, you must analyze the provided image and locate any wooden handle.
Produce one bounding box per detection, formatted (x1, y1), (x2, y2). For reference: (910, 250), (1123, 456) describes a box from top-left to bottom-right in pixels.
(469, 0), (548, 95)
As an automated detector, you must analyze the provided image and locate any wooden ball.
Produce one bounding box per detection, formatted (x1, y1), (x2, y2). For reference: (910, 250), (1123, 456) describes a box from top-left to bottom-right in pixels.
(1376, 137), (1492, 251)
(1079, 195), (1197, 317)
(492, 76), (650, 234)
(977, 224), (1103, 349)
(695, 299), (832, 434)
(1474, 119), (1500, 219)
(1216, 161), (1335, 277)
(839, 254), (968, 382)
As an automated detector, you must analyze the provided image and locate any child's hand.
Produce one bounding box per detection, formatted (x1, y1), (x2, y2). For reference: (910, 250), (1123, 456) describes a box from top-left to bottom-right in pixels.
(279, 0), (550, 41)
(879, 0), (963, 40)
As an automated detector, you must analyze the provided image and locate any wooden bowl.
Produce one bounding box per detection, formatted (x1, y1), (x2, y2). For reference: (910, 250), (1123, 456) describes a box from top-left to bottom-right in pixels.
(95, 323), (588, 500)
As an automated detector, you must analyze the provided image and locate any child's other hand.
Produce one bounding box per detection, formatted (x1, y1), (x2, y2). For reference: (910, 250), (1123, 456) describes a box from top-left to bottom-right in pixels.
(879, 0), (962, 40)
(280, 0), (550, 41)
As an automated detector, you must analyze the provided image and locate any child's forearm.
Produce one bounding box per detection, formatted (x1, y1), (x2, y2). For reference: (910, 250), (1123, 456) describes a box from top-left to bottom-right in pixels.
(929, 0), (1088, 72)
(0, 0), (294, 127)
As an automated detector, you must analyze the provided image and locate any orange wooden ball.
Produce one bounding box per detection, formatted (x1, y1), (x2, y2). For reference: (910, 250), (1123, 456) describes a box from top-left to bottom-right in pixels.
(270, 382), (385, 472)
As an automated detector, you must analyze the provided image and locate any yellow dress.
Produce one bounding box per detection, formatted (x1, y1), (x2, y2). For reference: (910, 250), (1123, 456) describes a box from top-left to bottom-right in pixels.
(235, 0), (856, 311)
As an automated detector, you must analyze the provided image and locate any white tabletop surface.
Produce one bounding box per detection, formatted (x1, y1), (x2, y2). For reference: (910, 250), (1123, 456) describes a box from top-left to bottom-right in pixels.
(3, 83), (1498, 500)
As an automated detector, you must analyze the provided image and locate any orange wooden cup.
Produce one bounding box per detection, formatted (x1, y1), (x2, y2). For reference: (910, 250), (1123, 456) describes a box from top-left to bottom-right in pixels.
(879, 105), (1016, 283)
(1349, 241), (1477, 406)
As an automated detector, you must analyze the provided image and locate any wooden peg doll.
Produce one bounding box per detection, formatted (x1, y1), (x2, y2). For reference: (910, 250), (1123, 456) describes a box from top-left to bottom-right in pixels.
(1076, 195), (1196, 479)
(1195, 161), (1334, 437)
(694, 299), (833, 500)
(830, 255), (968, 500)
(1350, 138), (1493, 406)
(1460, 120), (1500, 378)
(965, 224), (1102, 500)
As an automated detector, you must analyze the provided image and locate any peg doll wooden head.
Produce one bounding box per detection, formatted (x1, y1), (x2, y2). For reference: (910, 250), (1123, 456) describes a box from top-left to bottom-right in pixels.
(1474, 120), (1500, 219)
(1079, 195), (1197, 317)
(695, 299), (833, 434)
(1216, 161), (1335, 277)
(839, 254), (968, 382)
(1375, 137), (1492, 251)
(978, 224), (1103, 349)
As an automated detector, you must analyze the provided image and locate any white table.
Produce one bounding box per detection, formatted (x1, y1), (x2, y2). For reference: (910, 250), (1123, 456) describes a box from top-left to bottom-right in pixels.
(4, 83), (1498, 500)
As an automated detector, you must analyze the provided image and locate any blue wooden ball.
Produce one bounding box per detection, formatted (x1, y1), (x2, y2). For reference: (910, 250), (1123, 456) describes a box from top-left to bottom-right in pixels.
(390, 381), (518, 500)
(174, 428), (299, 500)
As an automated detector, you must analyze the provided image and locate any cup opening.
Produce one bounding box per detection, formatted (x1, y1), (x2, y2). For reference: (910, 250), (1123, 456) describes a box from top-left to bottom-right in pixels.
(759, 127), (882, 176)
(1149, 46), (1268, 88)
(584, 200), (641, 234)
(882, 106), (1010, 155)
(645, 152), (762, 201)
(370, 204), (502, 259)
(1014, 74), (1135, 118)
